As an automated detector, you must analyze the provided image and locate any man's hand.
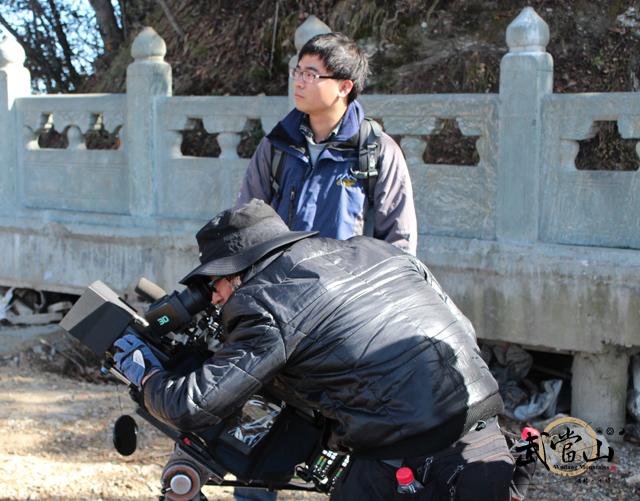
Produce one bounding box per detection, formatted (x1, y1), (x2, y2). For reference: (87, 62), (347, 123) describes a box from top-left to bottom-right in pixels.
(112, 331), (162, 389)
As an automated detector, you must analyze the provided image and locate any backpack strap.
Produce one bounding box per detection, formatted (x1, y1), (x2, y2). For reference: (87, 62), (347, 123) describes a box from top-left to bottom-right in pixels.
(270, 118), (382, 223)
(348, 118), (383, 237)
(269, 145), (286, 203)
(350, 118), (383, 208)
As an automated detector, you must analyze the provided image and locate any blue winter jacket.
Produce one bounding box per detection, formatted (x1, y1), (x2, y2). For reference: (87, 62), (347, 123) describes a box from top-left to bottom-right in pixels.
(236, 101), (417, 254)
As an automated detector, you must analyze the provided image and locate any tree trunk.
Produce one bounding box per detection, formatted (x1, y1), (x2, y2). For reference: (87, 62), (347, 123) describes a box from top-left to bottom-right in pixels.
(88, 0), (123, 51)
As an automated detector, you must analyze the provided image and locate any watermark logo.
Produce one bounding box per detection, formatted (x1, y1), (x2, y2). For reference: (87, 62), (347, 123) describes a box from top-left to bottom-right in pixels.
(515, 416), (615, 477)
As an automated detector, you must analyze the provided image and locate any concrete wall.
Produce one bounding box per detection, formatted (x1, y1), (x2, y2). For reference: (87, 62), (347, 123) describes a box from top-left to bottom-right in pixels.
(0, 8), (638, 431)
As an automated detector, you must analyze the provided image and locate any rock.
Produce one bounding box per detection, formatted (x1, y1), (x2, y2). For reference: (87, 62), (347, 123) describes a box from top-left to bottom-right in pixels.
(625, 472), (640, 486)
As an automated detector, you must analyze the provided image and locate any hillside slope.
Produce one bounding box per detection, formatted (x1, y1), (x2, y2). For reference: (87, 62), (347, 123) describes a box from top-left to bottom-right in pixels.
(81, 0), (640, 97)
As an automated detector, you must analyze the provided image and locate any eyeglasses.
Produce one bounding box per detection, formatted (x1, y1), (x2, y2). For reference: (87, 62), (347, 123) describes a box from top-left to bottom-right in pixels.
(208, 277), (223, 293)
(209, 275), (238, 293)
(289, 68), (343, 83)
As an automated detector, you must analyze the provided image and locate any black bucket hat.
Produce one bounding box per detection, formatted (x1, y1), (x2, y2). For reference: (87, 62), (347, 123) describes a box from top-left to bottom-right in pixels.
(180, 199), (317, 285)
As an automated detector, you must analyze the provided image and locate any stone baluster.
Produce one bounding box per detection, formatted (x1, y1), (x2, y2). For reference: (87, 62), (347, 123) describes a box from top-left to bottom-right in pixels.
(216, 132), (241, 159)
(616, 116), (640, 161)
(202, 116), (246, 159)
(394, 116), (442, 165)
(126, 27), (171, 217)
(497, 7), (552, 242)
(66, 126), (85, 150)
(400, 137), (428, 165)
(289, 16), (331, 110)
(0, 36), (31, 213)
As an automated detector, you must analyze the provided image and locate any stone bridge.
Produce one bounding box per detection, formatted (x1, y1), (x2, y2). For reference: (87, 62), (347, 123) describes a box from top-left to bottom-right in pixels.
(0, 8), (638, 433)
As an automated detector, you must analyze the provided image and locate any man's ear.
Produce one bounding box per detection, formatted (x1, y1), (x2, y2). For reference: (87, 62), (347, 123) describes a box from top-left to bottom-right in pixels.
(338, 79), (354, 98)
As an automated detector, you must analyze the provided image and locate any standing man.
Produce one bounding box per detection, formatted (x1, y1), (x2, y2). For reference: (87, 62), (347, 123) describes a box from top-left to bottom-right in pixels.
(113, 200), (513, 501)
(237, 32), (417, 255)
(235, 30), (417, 500)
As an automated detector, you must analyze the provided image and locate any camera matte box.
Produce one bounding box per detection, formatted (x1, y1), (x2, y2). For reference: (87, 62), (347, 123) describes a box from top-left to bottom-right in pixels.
(60, 280), (138, 356)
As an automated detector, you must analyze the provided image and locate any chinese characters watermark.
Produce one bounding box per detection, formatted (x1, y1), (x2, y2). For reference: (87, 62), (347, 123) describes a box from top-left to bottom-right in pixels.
(515, 417), (615, 477)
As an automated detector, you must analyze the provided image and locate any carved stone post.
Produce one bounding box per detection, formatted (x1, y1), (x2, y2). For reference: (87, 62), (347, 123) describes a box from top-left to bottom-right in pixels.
(497, 7), (553, 242)
(0, 36), (30, 213)
(126, 27), (171, 217)
(288, 15), (331, 110)
(572, 349), (628, 443)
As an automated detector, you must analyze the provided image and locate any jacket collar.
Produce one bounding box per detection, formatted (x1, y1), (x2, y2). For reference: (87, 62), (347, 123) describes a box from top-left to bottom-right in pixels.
(240, 248), (286, 284)
(268, 100), (364, 148)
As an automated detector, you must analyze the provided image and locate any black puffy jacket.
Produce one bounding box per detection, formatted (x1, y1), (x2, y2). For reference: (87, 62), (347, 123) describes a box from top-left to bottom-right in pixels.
(144, 236), (502, 456)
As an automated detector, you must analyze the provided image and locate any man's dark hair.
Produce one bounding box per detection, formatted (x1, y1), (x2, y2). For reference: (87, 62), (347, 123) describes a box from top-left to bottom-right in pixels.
(298, 32), (369, 103)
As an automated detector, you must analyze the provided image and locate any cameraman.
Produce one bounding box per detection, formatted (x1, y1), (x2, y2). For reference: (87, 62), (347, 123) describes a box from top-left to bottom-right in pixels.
(113, 200), (513, 500)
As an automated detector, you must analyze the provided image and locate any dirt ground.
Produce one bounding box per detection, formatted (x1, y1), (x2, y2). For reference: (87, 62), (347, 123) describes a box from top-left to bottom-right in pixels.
(1, 358), (640, 501)
(0, 359), (324, 501)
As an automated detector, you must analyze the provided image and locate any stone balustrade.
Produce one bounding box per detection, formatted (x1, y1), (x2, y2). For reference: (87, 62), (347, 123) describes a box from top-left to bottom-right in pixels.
(155, 95), (288, 218)
(15, 95), (127, 213)
(361, 94), (499, 239)
(540, 92), (640, 248)
(0, 7), (638, 434)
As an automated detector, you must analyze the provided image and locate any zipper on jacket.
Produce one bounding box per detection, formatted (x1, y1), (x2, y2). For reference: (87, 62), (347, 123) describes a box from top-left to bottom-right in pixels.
(287, 186), (297, 226)
(420, 456), (433, 484)
(447, 464), (464, 500)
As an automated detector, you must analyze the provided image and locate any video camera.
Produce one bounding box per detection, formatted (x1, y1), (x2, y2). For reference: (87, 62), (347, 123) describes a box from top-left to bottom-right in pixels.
(61, 278), (349, 501)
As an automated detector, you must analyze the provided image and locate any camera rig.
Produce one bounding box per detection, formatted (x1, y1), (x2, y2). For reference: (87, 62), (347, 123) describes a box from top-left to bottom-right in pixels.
(60, 278), (349, 501)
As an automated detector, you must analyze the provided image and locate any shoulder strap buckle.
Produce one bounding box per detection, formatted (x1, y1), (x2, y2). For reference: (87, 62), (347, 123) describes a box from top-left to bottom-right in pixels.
(353, 118), (382, 207)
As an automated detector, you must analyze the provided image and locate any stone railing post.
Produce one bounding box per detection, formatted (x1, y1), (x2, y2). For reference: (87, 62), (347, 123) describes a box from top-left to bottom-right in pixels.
(126, 27), (171, 217)
(572, 349), (629, 443)
(0, 36), (30, 214)
(288, 15), (331, 110)
(497, 7), (552, 242)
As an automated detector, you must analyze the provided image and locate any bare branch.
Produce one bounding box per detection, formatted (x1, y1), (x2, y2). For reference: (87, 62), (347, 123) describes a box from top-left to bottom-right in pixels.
(119, 0), (127, 39)
(45, 0), (81, 83)
(157, 0), (185, 40)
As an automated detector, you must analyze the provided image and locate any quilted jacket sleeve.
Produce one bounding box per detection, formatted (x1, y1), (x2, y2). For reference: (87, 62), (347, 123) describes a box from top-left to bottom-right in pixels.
(142, 294), (286, 431)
